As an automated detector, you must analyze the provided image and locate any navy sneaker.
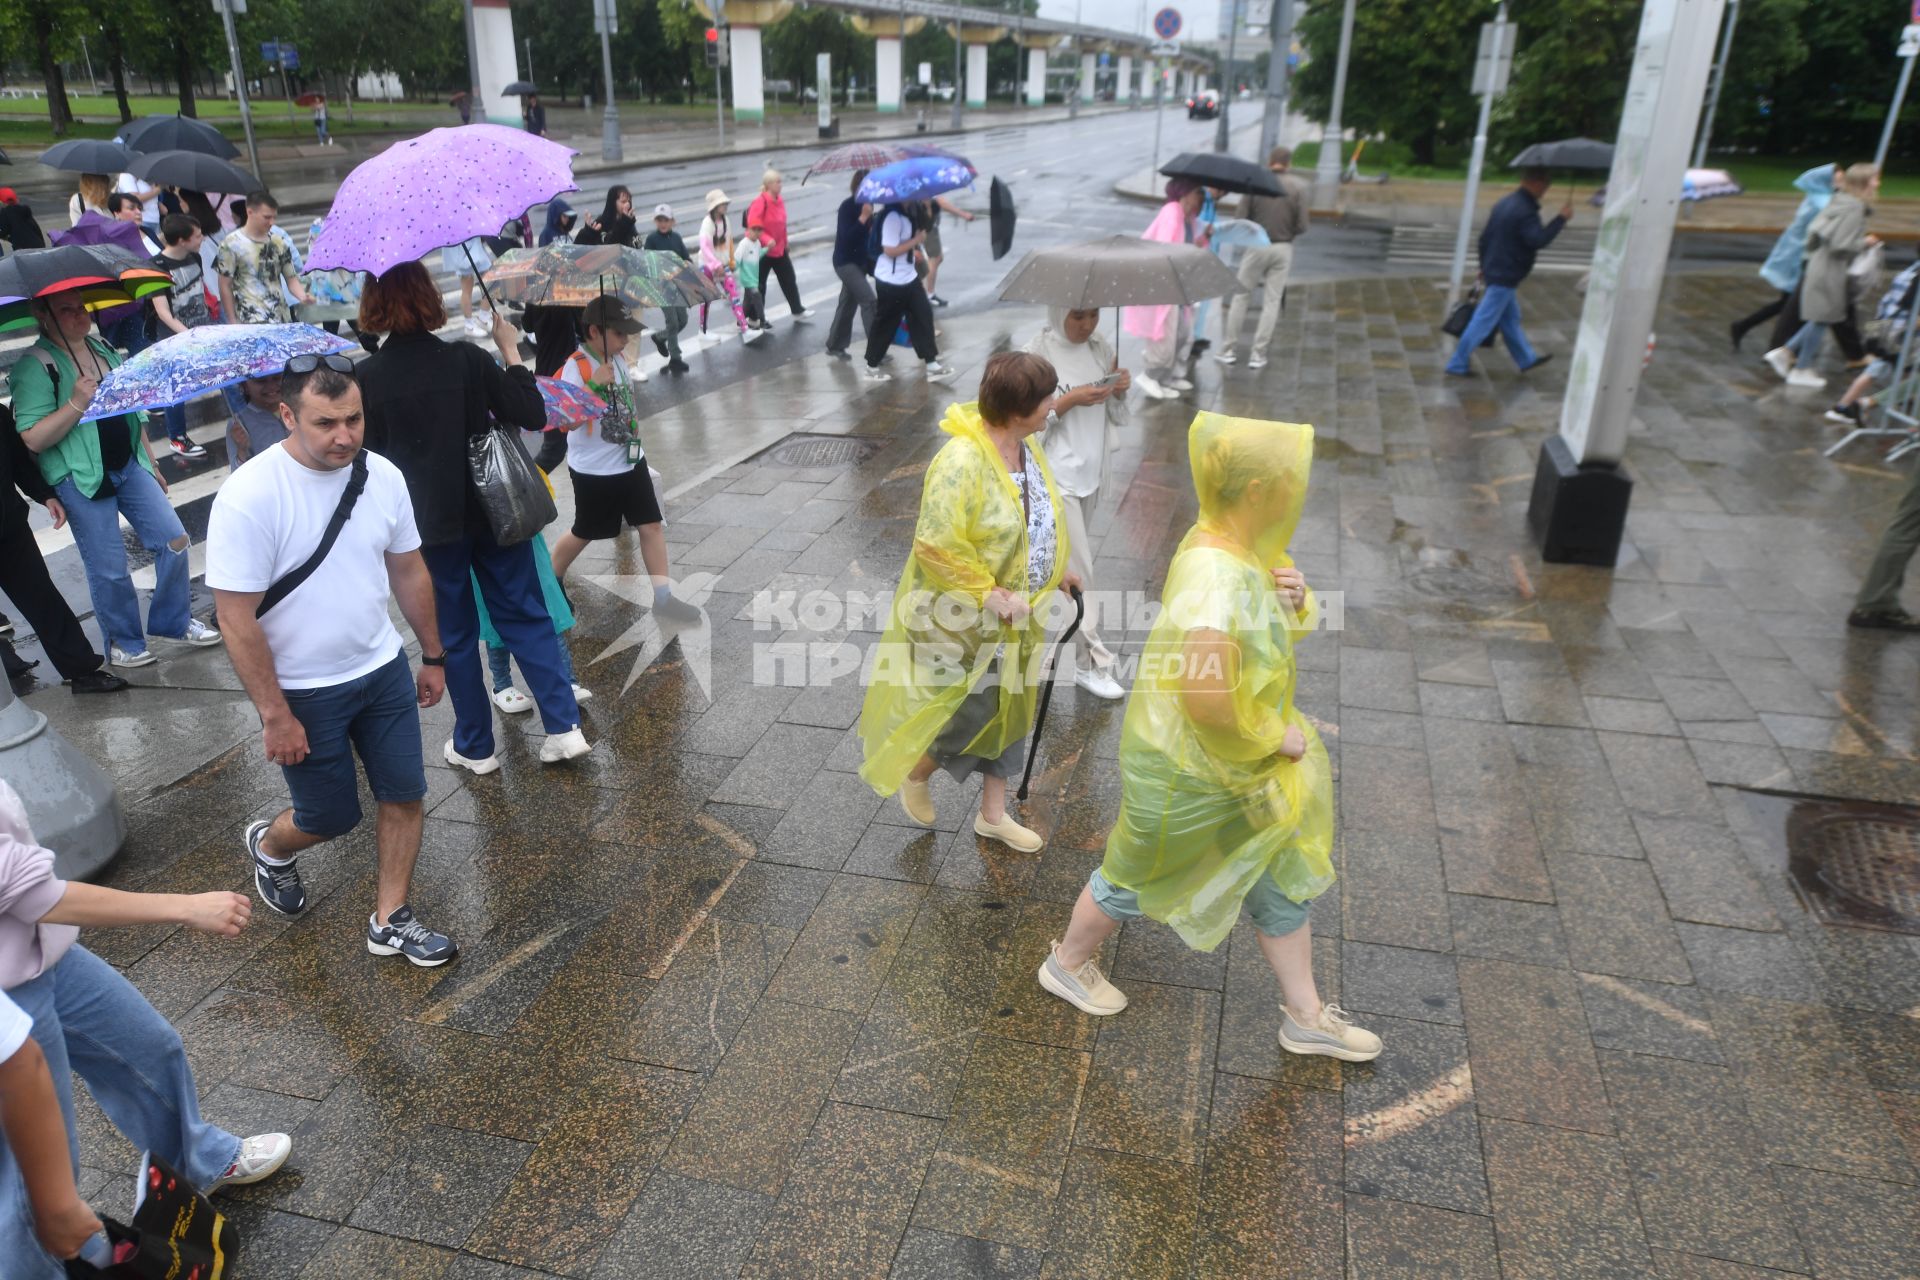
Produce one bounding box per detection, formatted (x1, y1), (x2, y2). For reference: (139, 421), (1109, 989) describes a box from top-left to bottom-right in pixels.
(247, 820), (308, 917)
(366, 906), (457, 967)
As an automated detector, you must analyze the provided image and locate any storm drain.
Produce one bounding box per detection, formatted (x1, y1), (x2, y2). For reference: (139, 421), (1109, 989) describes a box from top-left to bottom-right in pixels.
(758, 433), (886, 470)
(1739, 790), (1920, 935)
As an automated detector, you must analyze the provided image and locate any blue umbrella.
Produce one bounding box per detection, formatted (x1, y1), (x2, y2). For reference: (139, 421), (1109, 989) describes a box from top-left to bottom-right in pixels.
(81, 323), (355, 421)
(857, 157), (976, 205)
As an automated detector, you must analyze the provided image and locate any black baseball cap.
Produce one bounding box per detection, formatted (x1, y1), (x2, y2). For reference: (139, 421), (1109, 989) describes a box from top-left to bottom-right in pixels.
(582, 295), (642, 335)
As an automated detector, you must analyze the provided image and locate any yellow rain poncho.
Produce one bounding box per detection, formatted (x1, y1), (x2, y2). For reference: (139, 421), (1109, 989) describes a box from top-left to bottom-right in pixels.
(859, 401), (1069, 795)
(1099, 413), (1333, 952)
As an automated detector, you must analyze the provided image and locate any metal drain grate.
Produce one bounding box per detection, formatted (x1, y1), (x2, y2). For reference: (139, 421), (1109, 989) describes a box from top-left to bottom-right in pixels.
(1739, 790), (1920, 935)
(760, 434), (886, 470)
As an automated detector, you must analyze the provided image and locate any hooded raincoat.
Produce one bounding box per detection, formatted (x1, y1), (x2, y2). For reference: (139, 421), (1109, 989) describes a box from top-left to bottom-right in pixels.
(858, 401), (1069, 796)
(1122, 199), (1196, 344)
(1099, 413), (1333, 952)
(1760, 165), (1835, 294)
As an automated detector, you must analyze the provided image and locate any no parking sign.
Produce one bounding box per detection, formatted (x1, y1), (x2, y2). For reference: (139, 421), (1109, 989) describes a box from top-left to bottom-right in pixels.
(1152, 7), (1182, 40)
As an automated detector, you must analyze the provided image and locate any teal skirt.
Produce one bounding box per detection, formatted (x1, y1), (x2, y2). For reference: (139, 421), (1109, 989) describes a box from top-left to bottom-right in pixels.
(475, 534), (573, 649)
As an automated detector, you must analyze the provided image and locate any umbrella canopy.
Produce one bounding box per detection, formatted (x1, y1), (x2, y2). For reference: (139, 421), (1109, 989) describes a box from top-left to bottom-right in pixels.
(127, 150), (256, 196)
(996, 235), (1245, 310)
(483, 244), (724, 311)
(118, 114), (240, 160)
(307, 125), (579, 276)
(1509, 137), (1615, 170)
(38, 138), (132, 174)
(501, 82), (538, 96)
(857, 157), (976, 205)
(989, 176), (1016, 262)
(1682, 167), (1743, 200)
(80, 323), (355, 421)
(535, 375), (607, 431)
(802, 141), (973, 183)
(0, 244), (171, 332)
(50, 212), (149, 257)
(294, 93), (326, 108)
(0, 146), (10, 165)
(1158, 151), (1282, 197)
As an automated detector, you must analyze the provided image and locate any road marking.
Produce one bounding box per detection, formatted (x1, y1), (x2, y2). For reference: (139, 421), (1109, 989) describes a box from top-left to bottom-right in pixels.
(1578, 972), (1715, 1037)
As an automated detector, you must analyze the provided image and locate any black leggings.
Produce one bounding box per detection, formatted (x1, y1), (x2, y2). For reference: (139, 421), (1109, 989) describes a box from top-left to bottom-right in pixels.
(1733, 291), (1789, 340)
(764, 251), (804, 315)
(866, 278), (938, 367)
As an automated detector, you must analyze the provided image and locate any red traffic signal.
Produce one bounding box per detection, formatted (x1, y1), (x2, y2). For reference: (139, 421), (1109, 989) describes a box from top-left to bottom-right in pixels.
(705, 27), (718, 41)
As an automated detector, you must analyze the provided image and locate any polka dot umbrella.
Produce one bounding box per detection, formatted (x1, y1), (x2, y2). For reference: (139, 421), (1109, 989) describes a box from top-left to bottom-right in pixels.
(994, 234), (1245, 354)
(305, 124), (580, 284)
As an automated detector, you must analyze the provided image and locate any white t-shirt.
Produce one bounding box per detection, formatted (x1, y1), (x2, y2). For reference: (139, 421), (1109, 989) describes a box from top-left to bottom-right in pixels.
(559, 350), (643, 476)
(0, 989), (31, 1064)
(114, 172), (161, 224)
(205, 444), (422, 689)
(875, 210), (918, 287)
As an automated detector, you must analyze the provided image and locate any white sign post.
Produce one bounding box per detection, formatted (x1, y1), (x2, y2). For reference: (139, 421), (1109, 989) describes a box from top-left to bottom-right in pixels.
(1445, 9), (1511, 312)
(817, 52), (834, 137)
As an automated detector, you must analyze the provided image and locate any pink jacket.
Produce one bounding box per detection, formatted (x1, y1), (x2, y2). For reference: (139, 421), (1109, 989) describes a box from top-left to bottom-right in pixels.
(1123, 200), (1195, 343)
(746, 191), (789, 257)
(0, 782), (76, 989)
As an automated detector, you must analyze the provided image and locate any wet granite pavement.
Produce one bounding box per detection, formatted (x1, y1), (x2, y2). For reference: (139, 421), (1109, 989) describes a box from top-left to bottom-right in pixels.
(25, 270), (1920, 1277)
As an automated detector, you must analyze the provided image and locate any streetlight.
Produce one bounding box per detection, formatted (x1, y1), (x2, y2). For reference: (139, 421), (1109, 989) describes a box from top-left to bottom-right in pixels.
(212, 0), (261, 180)
(1446, 2), (1511, 312)
(1214, 0), (1236, 153)
(593, 0), (623, 163)
(1310, 0), (1356, 206)
(1259, 0), (1296, 159)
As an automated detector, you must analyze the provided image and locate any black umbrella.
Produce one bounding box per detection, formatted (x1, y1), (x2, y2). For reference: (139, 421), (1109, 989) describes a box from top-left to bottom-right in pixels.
(119, 114), (240, 160)
(501, 81), (538, 96)
(0, 146), (10, 165)
(989, 176), (1016, 262)
(1158, 151), (1281, 197)
(1509, 137), (1614, 170)
(38, 139), (132, 174)
(127, 150), (256, 195)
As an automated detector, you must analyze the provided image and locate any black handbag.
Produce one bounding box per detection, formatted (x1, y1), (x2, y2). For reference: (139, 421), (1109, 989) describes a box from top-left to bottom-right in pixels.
(1442, 286), (1498, 347)
(468, 421), (557, 546)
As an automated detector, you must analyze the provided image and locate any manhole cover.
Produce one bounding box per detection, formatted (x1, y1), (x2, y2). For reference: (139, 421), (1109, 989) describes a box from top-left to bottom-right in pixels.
(759, 434), (885, 470)
(1737, 790), (1920, 935)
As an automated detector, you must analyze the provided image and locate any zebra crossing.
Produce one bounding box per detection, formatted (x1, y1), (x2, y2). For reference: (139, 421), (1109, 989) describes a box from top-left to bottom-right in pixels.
(1387, 221), (1597, 272)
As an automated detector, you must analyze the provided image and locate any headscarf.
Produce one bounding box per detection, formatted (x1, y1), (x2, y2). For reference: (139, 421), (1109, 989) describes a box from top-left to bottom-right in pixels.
(1029, 307), (1126, 501)
(541, 199), (577, 246)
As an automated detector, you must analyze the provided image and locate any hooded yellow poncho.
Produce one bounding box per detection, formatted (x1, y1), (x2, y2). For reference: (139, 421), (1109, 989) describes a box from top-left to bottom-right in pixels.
(1099, 413), (1333, 951)
(859, 402), (1069, 795)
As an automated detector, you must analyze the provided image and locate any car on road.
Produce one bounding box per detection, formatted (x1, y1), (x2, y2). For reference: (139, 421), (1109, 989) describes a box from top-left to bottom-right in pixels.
(1187, 89), (1220, 120)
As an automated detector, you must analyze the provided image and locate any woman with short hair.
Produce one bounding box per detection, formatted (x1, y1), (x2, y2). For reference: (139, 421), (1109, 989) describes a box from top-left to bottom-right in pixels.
(746, 168), (808, 322)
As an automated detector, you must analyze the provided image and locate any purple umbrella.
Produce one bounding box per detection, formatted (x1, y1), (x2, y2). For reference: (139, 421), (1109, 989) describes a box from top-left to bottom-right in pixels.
(306, 124), (579, 278)
(51, 213), (154, 327)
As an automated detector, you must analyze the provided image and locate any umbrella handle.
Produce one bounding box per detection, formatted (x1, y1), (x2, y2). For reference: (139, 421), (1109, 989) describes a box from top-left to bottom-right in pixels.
(1016, 586), (1086, 803)
(464, 242), (498, 313)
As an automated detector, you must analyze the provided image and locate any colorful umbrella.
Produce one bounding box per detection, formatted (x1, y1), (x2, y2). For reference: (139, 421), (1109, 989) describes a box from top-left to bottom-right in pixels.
(294, 93), (326, 108)
(1682, 168), (1743, 200)
(535, 375), (606, 431)
(0, 244), (169, 332)
(857, 157), (976, 205)
(483, 244), (724, 311)
(79, 323), (355, 421)
(118, 114), (239, 160)
(802, 141), (973, 184)
(306, 125), (579, 277)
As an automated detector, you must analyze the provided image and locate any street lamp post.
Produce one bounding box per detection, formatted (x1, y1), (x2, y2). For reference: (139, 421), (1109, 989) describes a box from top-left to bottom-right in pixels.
(1877, 35), (1918, 173)
(595, 0), (623, 163)
(1691, 0), (1738, 169)
(1070, 0), (1083, 120)
(1259, 0), (1296, 159)
(952, 23), (964, 129)
(214, 0), (262, 180)
(1213, 2), (1237, 153)
(1310, 0), (1356, 207)
(524, 36), (534, 84)
(1446, 2), (1510, 312)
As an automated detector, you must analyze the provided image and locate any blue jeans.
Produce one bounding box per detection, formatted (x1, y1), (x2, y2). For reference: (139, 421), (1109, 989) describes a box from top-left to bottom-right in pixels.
(1, 947), (240, 1279)
(54, 462), (190, 654)
(282, 650), (429, 839)
(1445, 284), (1540, 373)
(1787, 321), (1828, 366)
(421, 534), (580, 756)
(489, 634), (576, 692)
(161, 400), (190, 445)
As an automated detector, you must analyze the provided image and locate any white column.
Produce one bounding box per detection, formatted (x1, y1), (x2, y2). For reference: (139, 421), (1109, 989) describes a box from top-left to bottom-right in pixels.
(730, 25), (765, 122)
(471, 0), (521, 125)
(966, 43), (989, 107)
(1117, 54), (1134, 103)
(877, 37), (903, 113)
(1079, 52), (1096, 101)
(1026, 48), (1047, 105)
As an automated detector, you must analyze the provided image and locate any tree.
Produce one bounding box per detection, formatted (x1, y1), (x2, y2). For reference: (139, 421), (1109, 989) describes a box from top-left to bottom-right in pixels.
(148, 0), (224, 116)
(2, 0), (81, 135)
(1490, 0), (1642, 156)
(1292, 0), (1485, 165)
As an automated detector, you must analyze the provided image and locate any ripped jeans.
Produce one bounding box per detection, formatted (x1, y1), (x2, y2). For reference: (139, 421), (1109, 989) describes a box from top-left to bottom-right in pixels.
(54, 462), (192, 653)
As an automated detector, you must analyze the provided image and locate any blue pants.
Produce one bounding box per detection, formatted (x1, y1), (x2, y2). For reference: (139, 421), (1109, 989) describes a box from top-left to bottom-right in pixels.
(1445, 284), (1540, 373)
(421, 534), (579, 756)
(53, 462), (191, 654)
(1787, 321), (1828, 366)
(1, 947), (241, 1279)
(489, 634), (576, 692)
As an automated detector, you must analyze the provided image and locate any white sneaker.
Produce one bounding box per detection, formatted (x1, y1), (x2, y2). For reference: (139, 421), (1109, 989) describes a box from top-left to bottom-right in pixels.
(630, 365), (649, 382)
(539, 727), (591, 763)
(1074, 667), (1125, 700)
(926, 361), (958, 384)
(1214, 348), (1238, 364)
(1762, 346), (1795, 380)
(1135, 374), (1178, 400)
(207, 1133), (292, 1192)
(491, 686), (534, 714)
(1786, 367), (1827, 389)
(863, 365), (893, 382)
(181, 617), (223, 646)
(742, 327), (765, 345)
(1167, 376), (1194, 391)
(463, 315), (487, 337)
(899, 777), (935, 825)
(443, 739), (500, 775)
(110, 645), (156, 667)
(1037, 940), (1128, 1015)
(1248, 354), (1269, 370)
(571, 682), (593, 704)
(1278, 1002), (1383, 1062)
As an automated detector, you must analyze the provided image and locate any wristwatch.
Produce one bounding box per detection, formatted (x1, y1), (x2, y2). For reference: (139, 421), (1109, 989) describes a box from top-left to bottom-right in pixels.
(420, 652), (447, 667)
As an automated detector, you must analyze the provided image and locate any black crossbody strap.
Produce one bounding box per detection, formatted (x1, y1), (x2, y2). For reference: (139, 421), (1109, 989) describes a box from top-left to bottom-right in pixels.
(256, 450), (369, 618)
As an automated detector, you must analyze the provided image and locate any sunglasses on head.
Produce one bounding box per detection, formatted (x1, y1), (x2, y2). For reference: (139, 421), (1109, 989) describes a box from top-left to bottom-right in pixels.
(281, 353), (356, 376)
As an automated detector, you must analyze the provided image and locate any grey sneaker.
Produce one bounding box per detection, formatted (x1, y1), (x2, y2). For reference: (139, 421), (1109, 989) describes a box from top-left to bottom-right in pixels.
(366, 905), (457, 967)
(1036, 940), (1128, 1015)
(1279, 1002), (1382, 1062)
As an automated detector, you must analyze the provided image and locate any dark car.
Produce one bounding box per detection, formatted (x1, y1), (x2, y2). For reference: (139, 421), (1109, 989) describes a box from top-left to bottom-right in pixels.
(1186, 89), (1220, 120)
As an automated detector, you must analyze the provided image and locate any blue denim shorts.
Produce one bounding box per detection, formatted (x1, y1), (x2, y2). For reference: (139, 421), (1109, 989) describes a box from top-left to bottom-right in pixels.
(282, 651), (427, 839)
(1089, 866), (1310, 938)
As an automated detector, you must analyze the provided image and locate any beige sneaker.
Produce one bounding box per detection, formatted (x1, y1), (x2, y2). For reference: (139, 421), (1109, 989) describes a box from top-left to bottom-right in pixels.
(1037, 940), (1128, 1015)
(1279, 1003), (1383, 1062)
(974, 810), (1044, 852)
(899, 778), (935, 825)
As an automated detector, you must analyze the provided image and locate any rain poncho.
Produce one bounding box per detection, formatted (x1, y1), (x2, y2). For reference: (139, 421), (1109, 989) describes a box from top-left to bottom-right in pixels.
(858, 401), (1068, 796)
(1760, 164), (1834, 293)
(1122, 199), (1196, 344)
(1099, 413), (1333, 952)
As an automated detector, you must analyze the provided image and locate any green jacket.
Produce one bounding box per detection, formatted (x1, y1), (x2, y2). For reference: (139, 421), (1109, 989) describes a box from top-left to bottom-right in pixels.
(7, 333), (152, 498)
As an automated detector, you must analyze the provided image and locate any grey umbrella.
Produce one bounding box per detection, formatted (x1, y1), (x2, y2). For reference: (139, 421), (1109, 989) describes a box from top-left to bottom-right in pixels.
(128, 150), (256, 195)
(997, 234), (1245, 311)
(38, 139), (132, 174)
(1509, 137), (1615, 170)
(502, 81), (538, 96)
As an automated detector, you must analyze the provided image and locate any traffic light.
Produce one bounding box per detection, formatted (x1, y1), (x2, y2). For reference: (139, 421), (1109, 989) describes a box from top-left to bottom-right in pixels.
(705, 27), (719, 68)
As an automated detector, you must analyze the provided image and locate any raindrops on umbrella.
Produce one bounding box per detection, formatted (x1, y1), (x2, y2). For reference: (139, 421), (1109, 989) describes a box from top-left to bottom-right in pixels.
(81, 323), (356, 421)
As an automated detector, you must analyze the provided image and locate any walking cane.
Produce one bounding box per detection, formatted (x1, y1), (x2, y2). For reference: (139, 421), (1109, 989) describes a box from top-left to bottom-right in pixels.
(1016, 586), (1086, 803)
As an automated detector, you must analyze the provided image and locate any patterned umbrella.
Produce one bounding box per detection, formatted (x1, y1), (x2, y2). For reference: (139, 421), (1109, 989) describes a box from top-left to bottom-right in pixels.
(857, 157), (977, 205)
(0, 244), (170, 332)
(483, 244), (724, 311)
(306, 125), (579, 276)
(535, 375), (606, 431)
(802, 141), (973, 184)
(79, 323), (355, 421)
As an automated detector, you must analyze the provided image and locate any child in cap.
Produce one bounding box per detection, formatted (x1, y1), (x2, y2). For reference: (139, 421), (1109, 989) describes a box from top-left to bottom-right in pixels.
(643, 204), (693, 374)
(549, 296), (701, 623)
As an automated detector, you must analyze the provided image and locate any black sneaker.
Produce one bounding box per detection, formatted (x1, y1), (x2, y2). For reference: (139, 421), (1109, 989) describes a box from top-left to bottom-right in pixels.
(930, 295), (949, 308)
(653, 334), (670, 358)
(1847, 607), (1920, 633)
(69, 670), (129, 694)
(366, 905), (457, 967)
(1188, 338), (1211, 357)
(668, 357), (690, 374)
(826, 347), (852, 361)
(1825, 402), (1864, 426)
(247, 820), (308, 917)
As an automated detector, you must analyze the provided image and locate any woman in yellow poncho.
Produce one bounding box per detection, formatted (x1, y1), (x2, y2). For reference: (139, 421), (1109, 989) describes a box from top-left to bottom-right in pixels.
(1035, 413), (1381, 1063)
(858, 352), (1079, 853)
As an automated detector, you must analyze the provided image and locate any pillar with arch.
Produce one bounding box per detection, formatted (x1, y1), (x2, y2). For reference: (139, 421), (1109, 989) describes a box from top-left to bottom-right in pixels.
(1117, 52), (1134, 104)
(948, 23), (1006, 108)
(470, 0), (523, 124)
(851, 14), (927, 113)
(694, 0), (791, 123)
(1021, 33), (1057, 106)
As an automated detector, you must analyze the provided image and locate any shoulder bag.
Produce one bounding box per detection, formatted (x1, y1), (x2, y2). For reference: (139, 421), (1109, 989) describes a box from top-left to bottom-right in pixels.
(256, 450), (368, 617)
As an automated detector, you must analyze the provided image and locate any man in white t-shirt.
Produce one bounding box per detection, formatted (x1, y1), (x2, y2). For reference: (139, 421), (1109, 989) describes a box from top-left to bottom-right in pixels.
(863, 201), (954, 386)
(206, 355), (459, 968)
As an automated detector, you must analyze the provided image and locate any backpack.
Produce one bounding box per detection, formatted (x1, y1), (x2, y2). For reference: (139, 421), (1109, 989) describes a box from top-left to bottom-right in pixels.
(865, 205), (892, 271)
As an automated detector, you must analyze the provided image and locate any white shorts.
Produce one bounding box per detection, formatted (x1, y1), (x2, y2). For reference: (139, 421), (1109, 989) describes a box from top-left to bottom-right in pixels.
(441, 240), (493, 279)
